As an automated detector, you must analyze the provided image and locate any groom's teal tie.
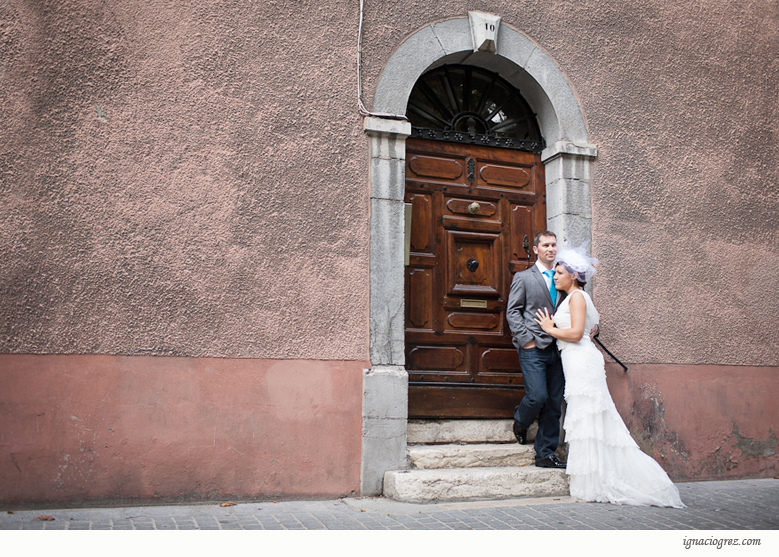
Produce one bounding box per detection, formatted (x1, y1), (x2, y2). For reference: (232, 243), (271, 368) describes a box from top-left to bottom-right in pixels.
(544, 270), (557, 306)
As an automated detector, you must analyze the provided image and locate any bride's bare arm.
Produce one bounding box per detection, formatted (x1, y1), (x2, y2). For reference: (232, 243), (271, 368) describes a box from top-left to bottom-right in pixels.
(534, 292), (586, 342)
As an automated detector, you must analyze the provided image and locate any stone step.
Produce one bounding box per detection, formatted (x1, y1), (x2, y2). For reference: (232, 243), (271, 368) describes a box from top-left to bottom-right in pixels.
(407, 419), (538, 445)
(408, 443), (535, 469)
(383, 466), (570, 503)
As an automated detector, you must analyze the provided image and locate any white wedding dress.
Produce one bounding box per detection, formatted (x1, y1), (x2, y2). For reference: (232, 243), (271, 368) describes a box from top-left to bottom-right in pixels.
(555, 290), (685, 508)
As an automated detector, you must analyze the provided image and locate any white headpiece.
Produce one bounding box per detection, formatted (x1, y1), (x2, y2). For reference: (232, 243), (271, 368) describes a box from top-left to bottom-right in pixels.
(554, 241), (598, 284)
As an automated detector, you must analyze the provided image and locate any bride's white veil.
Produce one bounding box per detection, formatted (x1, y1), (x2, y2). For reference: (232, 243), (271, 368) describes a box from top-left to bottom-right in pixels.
(554, 241), (599, 284)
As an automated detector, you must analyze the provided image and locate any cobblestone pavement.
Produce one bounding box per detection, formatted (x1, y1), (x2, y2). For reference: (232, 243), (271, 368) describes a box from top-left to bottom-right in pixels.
(1, 479), (777, 531)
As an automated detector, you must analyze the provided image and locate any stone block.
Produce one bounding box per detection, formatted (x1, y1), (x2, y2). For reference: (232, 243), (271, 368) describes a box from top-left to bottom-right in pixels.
(384, 466), (570, 503)
(459, 50), (527, 86)
(407, 419), (538, 444)
(546, 178), (592, 220)
(547, 213), (592, 250)
(367, 128), (409, 161)
(361, 366), (408, 496)
(361, 419), (408, 495)
(370, 198), (406, 365)
(524, 49), (589, 144)
(374, 25), (444, 115)
(364, 117), (411, 138)
(544, 151), (594, 183)
(431, 18), (471, 55)
(362, 366), (408, 419)
(496, 26), (535, 69)
(408, 443), (535, 469)
(467, 11), (501, 53)
(370, 157), (405, 202)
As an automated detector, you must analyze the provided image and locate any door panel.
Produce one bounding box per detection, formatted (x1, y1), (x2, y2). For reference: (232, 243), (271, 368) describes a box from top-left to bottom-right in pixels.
(408, 194), (434, 253)
(480, 164), (531, 188)
(446, 198), (498, 217)
(408, 155), (464, 180)
(445, 230), (501, 297)
(407, 268), (433, 329)
(408, 346), (466, 370)
(405, 138), (545, 419)
(446, 312), (500, 330)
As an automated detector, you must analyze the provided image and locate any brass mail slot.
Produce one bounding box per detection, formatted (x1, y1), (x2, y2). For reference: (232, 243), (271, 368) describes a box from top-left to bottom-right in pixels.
(460, 299), (488, 308)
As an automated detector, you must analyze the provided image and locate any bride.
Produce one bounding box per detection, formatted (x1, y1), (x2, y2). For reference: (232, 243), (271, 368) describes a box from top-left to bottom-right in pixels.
(534, 244), (685, 508)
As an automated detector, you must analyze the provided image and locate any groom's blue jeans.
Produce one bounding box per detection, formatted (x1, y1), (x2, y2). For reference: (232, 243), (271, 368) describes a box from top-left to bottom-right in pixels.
(514, 344), (564, 462)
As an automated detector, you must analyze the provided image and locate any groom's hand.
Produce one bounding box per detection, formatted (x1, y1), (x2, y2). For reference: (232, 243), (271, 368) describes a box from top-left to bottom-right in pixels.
(522, 340), (536, 349)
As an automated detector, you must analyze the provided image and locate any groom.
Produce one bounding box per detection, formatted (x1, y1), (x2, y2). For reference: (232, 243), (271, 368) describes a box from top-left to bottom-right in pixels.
(506, 231), (566, 469)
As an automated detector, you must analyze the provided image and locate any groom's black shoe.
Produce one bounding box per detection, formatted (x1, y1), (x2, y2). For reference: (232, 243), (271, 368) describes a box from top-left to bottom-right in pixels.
(536, 456), (566, 469)
(513, 422), (528, 445)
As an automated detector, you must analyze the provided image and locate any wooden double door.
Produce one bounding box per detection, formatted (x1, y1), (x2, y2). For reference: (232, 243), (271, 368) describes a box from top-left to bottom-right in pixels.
(404, 138), (546, 419)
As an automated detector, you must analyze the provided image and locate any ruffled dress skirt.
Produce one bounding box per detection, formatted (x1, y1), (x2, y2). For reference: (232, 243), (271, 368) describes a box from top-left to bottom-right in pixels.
(561, 341), (685, 508)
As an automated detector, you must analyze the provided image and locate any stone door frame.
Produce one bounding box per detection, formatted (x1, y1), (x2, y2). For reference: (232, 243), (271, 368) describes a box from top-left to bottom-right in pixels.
(360, 15), (597, 495)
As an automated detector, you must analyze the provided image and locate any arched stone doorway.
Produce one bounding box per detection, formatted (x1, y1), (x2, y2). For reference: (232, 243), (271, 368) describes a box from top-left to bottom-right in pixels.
(361, 14), (597, 495)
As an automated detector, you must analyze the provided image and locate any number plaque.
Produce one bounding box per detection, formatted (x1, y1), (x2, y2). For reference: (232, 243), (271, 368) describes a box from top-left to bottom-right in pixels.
(468, 11), (501, 53)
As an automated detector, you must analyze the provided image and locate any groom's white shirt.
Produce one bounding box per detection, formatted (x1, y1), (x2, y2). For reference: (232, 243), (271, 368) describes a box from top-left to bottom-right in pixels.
(535, 260), (554, 291)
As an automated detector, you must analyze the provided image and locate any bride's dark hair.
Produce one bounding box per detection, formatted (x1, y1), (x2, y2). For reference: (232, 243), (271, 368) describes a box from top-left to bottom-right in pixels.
(556, 261), (586, 287)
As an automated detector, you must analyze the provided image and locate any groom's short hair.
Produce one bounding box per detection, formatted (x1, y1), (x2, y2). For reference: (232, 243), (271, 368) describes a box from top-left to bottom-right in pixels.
(533, 230), (556, 247)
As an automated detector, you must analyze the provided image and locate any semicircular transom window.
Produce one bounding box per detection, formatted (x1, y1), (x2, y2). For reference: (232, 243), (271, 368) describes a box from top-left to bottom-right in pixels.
(406, 65), (544, 152)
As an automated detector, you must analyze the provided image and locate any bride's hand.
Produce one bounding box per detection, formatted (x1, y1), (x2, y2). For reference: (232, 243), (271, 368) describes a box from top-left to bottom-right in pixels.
(534, 307), (555, 334)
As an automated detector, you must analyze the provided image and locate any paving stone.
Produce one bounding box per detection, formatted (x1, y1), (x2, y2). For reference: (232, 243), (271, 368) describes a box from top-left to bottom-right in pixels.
(2, 478), (778, 532)
(298, 522), (327, 530)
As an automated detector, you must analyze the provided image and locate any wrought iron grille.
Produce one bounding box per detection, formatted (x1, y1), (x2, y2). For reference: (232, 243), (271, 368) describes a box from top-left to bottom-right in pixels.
(406, 65), (544, 152)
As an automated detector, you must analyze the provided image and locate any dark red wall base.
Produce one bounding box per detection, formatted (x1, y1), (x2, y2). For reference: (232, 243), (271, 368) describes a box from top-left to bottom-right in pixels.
(0, 355), (365, 506)
(606, 363), (778, 481)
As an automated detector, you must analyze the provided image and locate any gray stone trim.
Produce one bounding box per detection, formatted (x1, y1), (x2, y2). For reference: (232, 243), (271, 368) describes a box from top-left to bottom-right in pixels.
(542, 140), (598, 162)
(361, 366), (408, 496)
(361, 119), (410, 494)
(362, 14), (597, 495)
(543, 142), (597, 250)
(365, 117), (411, 366)
(364, 116), (411, 138)
(373, 18), (592, 146)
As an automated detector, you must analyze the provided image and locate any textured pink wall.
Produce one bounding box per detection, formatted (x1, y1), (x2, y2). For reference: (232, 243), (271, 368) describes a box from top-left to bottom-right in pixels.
(606, 363), (778, 480)
(0, 0), (368, 359)
(0, 354), (365, 505)
(2, 2), (776, 362)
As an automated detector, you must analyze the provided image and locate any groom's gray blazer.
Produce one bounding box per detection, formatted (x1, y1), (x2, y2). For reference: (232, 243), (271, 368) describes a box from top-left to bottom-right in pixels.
(506, 264), (561, 350)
